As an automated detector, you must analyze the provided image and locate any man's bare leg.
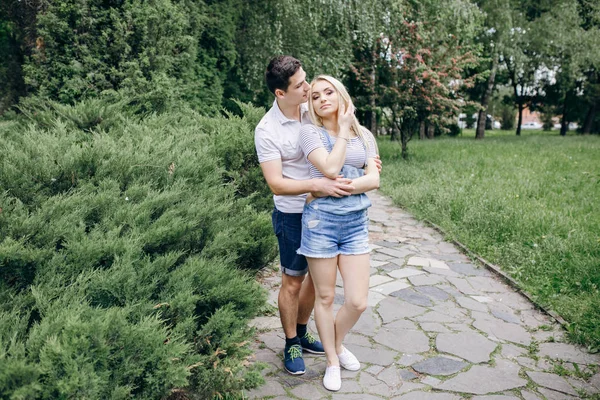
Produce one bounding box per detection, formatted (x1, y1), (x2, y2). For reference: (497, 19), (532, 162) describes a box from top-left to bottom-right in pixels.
(297, 272), (315, 325)
(279, 273), (304, 338)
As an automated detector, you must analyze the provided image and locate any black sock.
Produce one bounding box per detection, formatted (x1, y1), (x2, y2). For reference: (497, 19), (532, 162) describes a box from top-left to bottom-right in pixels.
(296, 324), (307, 338)
(285, 336), (300, 348)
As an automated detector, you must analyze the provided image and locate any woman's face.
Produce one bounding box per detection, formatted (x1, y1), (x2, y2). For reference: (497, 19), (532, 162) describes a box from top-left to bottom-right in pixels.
(311, 80), (340, 119)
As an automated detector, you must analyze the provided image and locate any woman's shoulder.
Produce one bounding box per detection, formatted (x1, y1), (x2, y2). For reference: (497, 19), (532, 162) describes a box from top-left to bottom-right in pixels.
(300, 124), (321, 134)
(300, 124), (324, 140)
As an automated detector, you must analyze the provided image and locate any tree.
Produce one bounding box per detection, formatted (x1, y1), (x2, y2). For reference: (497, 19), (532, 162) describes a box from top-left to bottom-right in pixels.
(503, 10), (541, 136)
(232, 0), (355, 109)
(532, 0), (598, 135)
(473, 0), (512, 139)
(375, 17), (478, 158)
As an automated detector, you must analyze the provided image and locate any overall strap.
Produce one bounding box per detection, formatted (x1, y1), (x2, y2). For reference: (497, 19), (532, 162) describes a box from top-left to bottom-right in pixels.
(319, 128), (335, 152)
(320, 127), (369, 168)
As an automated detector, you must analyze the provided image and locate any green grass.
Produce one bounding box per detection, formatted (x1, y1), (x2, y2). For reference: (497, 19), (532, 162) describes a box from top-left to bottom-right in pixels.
(377, 130), (600, 351)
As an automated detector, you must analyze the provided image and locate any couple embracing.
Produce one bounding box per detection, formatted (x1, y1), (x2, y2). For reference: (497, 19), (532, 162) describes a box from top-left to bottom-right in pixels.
(254, 55), (381, 391)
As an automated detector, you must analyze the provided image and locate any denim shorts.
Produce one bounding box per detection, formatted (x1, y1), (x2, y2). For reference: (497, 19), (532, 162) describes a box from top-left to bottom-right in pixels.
(272, 208), (308, 276)
(297, 201), (370, 258)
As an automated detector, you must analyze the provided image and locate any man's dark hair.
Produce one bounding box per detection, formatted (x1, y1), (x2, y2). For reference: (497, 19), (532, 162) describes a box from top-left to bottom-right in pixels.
(265, 55), (302, 95)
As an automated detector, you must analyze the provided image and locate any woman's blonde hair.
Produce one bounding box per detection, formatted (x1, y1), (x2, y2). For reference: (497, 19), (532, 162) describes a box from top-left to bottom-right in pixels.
(307, 75), (370, 150)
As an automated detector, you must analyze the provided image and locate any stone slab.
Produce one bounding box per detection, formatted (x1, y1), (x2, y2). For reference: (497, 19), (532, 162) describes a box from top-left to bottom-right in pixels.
(412, 356), (468, 376)
(520, 391), (543, 400)
(456, 296), (488, 312)
(420, 322), (451, 333)
(388, 268), (425, 279)
(490, 309), (521, 324)
(526, 371), (578, 396)
(436, 331), (497, 363)
(393, 392), (461, 400)
(246, 379), (287, 399)
(428, 259), (451, 270)
(407, 257), (430, 267)
(413, 311), (459, 324)
(466, 276), (509, 293)
(448, 262), (491, 276)
(436, 364), (527, 394)
(367, 290), (387, 307)
(349, 344), (396, 366)
(376, 298), (427, 323)
(378, 365), (403, 388)
(408, 274), (447, 286)
(538, 342), (600, 365)
(446, 276), (479, 295)
(369, 274), (394, 287)
(415, 286), (452, 301)
(472, 312), (531, 345)
(391, 288), (434, 307)
(371, 279), (412, 295)
(373, 328), (430, 353)
(376, 246), (412, 259)
(397, 353), (425, 366)
(399, 369), (419, 381)
(352, 307), (381, 336)
(471, 295), (494, 303)
(371, 259), (390, 268)
(537, 387), (579, 400)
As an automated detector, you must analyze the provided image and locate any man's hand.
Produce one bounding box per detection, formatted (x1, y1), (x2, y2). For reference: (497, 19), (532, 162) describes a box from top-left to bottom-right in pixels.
(374, 154), (382, 174)
(312, 176), (355, 198)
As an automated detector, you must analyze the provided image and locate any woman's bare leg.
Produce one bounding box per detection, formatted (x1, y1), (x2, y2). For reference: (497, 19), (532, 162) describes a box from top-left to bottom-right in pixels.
(307, 256), (339, 366)
(335, 253), (370, 353)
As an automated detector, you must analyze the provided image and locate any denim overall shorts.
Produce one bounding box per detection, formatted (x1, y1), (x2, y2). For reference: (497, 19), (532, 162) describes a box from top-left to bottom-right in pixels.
(297, 129), (372, 258)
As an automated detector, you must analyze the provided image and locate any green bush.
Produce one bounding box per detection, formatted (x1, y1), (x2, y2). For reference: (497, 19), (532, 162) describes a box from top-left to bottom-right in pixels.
(0, 96), (274, 398)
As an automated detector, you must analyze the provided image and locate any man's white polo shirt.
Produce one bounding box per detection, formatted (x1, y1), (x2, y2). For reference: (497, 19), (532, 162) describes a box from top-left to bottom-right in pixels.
(254, 100), (312, 213)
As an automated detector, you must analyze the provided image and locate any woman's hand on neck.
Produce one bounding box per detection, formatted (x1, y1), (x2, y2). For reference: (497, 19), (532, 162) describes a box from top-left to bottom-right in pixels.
(322, 103), (355, 135)
(336, 103), (355, 139)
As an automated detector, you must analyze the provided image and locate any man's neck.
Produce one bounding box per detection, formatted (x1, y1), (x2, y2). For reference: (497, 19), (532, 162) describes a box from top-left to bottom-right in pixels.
(276, 99), (301, 122)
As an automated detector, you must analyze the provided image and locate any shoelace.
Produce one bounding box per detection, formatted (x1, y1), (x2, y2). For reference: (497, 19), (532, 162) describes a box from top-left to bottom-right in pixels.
(287, 344), (302, 360)
(303, 332), (317, 344)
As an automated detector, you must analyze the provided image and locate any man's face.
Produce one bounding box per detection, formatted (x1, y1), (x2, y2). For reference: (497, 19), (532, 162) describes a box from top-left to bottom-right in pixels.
(279, 67), (310, 106)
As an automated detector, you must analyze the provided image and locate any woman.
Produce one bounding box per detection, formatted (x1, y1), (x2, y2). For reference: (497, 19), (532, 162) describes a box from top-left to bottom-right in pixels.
(297, 75), (380, 391)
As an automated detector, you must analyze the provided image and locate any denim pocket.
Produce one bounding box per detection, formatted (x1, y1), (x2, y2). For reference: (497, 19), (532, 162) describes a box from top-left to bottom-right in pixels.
(272, 209), (283, 237)
(302, 204), (320, 230)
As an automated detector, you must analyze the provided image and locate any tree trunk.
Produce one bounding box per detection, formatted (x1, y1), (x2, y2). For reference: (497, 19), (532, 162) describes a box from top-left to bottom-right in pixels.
(401, 127), (409, 159)
(390, 110), (400, 142)
(516, 101), (523, 136)
(370, 67), (377, 135)
(560, 91), (569, 136)
(419, 121), (425, 140)
(476, 54), (498, 140)
(582, 100), (598, 134)
(511, 80), (523, 136)
(426, 124), (435, 139)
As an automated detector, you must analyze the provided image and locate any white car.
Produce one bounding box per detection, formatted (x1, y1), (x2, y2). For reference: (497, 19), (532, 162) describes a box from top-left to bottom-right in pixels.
(521, 122), (542, 129)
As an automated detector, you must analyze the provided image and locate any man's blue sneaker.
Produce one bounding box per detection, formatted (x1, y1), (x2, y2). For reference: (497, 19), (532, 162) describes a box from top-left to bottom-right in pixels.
(284, 344), (306, 375)
(300, 331), (325, 354)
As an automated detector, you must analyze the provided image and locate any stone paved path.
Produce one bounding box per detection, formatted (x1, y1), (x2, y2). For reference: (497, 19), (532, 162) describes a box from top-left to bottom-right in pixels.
(246, 191), (600, 399)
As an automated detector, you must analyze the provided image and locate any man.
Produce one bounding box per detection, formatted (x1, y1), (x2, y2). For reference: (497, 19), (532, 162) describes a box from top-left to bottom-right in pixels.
(254, 56), (357, 375)
(254, 55), (381, 375)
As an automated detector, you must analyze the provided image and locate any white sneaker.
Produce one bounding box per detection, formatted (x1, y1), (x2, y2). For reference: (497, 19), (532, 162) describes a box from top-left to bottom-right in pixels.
(338, 346), (360, 371)
(323, 365), (341, 391)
